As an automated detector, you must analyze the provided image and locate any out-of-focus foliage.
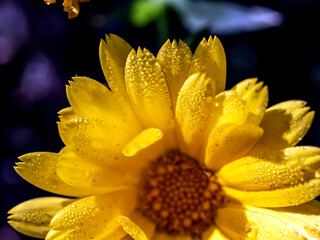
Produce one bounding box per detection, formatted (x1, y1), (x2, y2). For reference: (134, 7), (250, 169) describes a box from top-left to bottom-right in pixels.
(130, 0), (167, 27)
(130, 0), (283, 35)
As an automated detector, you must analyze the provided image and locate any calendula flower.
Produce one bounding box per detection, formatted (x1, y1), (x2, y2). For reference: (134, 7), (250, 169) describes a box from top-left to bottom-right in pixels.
(8, 34), (320, 239)
(44, 0), (90, 18)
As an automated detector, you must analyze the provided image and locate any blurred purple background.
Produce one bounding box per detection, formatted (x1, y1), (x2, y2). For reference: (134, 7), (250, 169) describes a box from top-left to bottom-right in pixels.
(1, 0), (320, 239)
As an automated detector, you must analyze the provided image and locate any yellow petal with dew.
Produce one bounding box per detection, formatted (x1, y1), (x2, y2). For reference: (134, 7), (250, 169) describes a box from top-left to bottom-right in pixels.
(223, 177), (320, 208)
(123, 128), (163, 157)
(189, 36), (226, 94)
(99, 34), (139, 120)
(231, 78), (269, 125)
(231, 78), (257, 96)
(175, 73), (215, 157)
(15, 152), (94, 197)
(117, 216), (149, 240)
(218, 146), (320, 191)
(205, 123), (263, 171)
(66, 76), (116, 119)
(204, 79), (268, 169)
(272, 200), (320, 239)
(249, 100), (315, 154)
(56, 147), (140, 192)
(215, 201), (320, 239)
(208, 79), (268, 127)
(99, 34), (132, 95)
(210, 91), (246, 125)
(66, 76), (141, 131)
(157, 39), (192, 110)
(49, 189), (137, 240)
(58, 117), (124, 163)
(8, 197), (74, 239)
(46, 228), (127, 240)
(58, 116), (139, 167)
(125, 48), (174, 131)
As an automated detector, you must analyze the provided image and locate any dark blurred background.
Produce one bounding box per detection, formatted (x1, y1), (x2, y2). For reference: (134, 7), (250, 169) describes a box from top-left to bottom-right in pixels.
(1, 0), (320, 239)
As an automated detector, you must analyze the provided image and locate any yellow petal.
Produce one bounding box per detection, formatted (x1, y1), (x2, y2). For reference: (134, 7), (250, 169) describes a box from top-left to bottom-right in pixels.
(273, 200), (320, 239)
(152, 232), (192, 240)
(125, 48), (174, 130)
(15, 152), (93, 197)
(58, 116), (138, 166)
(66, 76), (117, 119)
(189, 36), (226, 94)
(215, 201), (320, 239)
(99, 34), (139, 121)
(175, 73), (215, 156)
(127, 211), (156, 240)
(223, 177), (320, 208)
(202, 226), (230, 240)
(66, 76), (141, 131)
(231, 78), (269, 125)
(204, 79), (268, 170)
(123, 128), (163, 157)
(56, 148), (140, 192)
(45, 229), (74, 240)
(218, 146), (320, 191)
(58, 116), (151, 168)
(8, 197), (74, 239)
(46, 228), (127, 240)
(99, 34), (132, 96)
(209, 79), (268, 127)
(156, 39), (192, 110)
(209, 91), (247, 125)
(117, 216), (148, 240)
(49, 188), (137, 240)
(205, 123), (263, 171)
(249, 100), (315, 154)
(57, 107), (77, 122)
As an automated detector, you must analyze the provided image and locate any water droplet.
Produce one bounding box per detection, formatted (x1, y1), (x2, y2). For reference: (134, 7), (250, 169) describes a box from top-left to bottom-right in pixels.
(244, 221), (254, 233)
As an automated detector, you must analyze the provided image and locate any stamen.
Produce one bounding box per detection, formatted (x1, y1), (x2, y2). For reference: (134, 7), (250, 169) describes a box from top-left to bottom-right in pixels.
(139, 150), (225, 237)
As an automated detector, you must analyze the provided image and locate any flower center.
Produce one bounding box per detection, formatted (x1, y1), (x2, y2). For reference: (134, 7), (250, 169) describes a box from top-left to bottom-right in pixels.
(139, 150), (225, 237)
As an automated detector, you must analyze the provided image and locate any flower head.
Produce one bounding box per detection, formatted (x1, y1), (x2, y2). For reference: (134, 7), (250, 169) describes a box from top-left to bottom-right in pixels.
(8, 34), (320, 239)
(44, 0), (90, 18)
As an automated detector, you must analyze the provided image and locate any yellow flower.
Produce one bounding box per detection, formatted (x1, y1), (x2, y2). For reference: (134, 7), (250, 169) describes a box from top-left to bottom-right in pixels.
(8, 34), (320, 239)
(44, 0), (90, 18)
